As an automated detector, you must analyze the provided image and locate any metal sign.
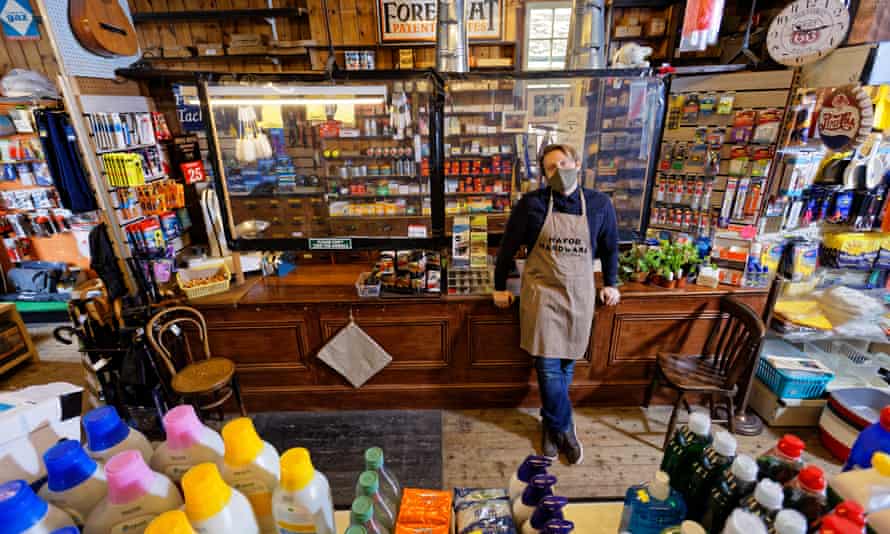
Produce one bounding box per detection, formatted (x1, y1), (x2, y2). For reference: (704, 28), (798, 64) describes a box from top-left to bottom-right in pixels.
(377, 0), (501, 43)
(309, 238), (353, 250)
(173, 85), (204, 133)
(0, 0), (38, 40)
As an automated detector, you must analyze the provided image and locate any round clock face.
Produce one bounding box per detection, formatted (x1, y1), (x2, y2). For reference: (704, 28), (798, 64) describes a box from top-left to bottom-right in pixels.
(767, 0), (850, 66)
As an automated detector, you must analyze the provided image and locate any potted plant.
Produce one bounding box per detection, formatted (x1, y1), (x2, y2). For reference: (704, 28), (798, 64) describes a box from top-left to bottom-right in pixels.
(619, 245), (651, 283)
(677, 241), (703, 288)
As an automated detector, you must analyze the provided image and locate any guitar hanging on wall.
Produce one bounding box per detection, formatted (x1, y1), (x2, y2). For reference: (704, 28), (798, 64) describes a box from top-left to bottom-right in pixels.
(68, 0), (139, 57)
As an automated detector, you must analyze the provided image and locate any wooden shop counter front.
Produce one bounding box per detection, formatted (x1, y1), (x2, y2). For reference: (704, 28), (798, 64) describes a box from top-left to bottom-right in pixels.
(191, 264), (769, 411)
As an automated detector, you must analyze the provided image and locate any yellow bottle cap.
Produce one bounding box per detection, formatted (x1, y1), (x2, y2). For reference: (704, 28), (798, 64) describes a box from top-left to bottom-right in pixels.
(280, 447), (316, 492)
(146, 510), (196, 534)
(873, 452), (890, 477)
(222, 417), (263, 466)
(182, 463), (233, 522)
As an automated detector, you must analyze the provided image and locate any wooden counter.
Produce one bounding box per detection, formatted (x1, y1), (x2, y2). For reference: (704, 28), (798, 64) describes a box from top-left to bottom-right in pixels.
(192, 264), (769, 411)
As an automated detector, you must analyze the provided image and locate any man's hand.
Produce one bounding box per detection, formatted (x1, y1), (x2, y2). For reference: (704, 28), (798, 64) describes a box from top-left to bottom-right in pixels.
(599, 286), (620, 306)
(493, 290), (513, 308)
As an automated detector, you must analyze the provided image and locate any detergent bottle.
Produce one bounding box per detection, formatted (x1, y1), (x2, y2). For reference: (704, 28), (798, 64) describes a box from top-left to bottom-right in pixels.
(356, 471), (396, 532)
(738, 479), (784, 532)
(356, 448), (401, 508)
(773, 509), (807, 534)
(150, 405), (225, 483)
(816, 515), (861, 534)
(509, 456), (552, 502)
(513, 474), (557, 527)
(828, 451), (890, 511)
(661, 412), (712, 492)
(618, 471), (686, 534)
(273, 448), (336, 534)
(350, 496), (390, 534)
(684, 430), (737, 519)
(39, 439), (108, 526)
(756, 434), (805, 484)
(82, 450), (183, 534)
(784, 465), (827, 528)
(659, 520), (706, 534)
(522, 496), (568, 534)
(220, 417), (280, 533)
(701, 454), (759, 533)
(146, 510), (196, 534)
(721, 509), (768, 534)
(82, 406), (154, 464)
(182, 462), (258, 533)
(844, 406), (890, 471)
(0, 480), (76, 533)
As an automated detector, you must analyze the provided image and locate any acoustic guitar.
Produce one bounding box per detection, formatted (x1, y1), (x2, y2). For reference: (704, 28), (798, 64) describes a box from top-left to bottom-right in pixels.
(69, 0), (139, 57)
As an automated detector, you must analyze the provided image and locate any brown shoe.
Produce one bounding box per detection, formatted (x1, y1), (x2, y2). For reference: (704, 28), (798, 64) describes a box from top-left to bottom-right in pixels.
(557, 424), (584, 465)
(541, 424), (559, 459)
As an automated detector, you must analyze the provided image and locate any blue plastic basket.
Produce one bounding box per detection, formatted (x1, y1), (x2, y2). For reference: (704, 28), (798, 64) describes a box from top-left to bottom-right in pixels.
(756, 356), (833, 399)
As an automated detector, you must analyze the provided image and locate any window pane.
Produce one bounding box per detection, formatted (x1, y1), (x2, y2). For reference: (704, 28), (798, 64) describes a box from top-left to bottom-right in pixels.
(553, 8), (571, 38)
(551, 39), (568, 57)
(528, 39), (553, 60)
(527, 60), (552, 70)
(528, 9), (555, 39)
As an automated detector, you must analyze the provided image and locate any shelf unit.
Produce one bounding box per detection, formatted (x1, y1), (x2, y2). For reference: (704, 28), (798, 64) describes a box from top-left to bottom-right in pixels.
(131, 7), (308, 23)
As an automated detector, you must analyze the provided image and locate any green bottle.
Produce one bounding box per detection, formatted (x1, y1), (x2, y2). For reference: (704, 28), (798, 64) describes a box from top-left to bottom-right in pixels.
(660, 412), (712, 492)
(684, 430), (737, 520)
(700, 455), (759, 533)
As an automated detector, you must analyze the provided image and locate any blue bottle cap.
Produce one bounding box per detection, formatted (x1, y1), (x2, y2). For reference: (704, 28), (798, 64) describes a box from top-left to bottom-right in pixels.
(44, 439), (99, 492)
(83, 406), (129, 452)
(521, 474), (557, 506)
(529, 496), (568, 529)
(544, 519), (574, 534)
(51, 528), (80, 534)
(0, 480), (49, 533)
(518, 455), (552, 483)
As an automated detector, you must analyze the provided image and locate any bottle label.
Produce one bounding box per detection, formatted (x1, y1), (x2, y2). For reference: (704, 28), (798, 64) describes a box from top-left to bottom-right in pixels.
(110, 514), (155, 534)
(230, 470), (272, 518)
(276, 503), (316, 534)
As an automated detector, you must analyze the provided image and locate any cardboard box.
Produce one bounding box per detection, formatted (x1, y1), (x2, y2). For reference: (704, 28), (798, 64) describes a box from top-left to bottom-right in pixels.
(162, 46), (193, 58)
(749, 378), (826, 426)
(476, 58), (513, 68)
(225, 33), (264, 47)
(196, 43), (224, 56)
(614, 25), (642, 38)
(227, 45), (269, 55)
(0, 382), (83, 483)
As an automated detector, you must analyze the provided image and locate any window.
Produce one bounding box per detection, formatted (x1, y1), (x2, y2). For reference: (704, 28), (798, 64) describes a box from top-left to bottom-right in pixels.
(524, 3), (571, 70)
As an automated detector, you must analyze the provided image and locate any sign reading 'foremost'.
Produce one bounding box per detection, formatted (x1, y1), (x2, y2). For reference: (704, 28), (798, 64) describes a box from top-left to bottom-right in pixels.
(377, 0), (501, 42)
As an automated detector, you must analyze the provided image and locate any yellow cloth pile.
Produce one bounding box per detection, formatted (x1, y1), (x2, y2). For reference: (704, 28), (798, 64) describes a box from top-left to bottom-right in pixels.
(774, 299), (833, 330)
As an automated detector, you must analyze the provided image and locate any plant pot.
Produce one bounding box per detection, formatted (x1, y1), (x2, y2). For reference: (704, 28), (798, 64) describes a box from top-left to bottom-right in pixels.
(676, 275), (687, 288)
(631, 271), (649, 283)
(651, 274), (677, 288)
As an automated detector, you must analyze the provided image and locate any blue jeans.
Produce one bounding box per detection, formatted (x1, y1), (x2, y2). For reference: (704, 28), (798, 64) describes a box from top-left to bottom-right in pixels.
(535, 357), (575, 433)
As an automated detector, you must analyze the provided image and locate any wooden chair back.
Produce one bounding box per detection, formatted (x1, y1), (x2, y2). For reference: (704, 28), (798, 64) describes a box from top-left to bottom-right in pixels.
(146, 306), (212, 378)
(700, 296), (766, 389)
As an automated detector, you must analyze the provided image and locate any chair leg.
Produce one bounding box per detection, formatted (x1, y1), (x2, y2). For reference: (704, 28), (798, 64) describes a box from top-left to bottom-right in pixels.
(232, 374), (247, 417)
(727, 393), (736, 434)
(663, 391), (685, 450)
(682, 397), (692, 414)
(709, 394), (716, 420)
(643, 370), (660, 408)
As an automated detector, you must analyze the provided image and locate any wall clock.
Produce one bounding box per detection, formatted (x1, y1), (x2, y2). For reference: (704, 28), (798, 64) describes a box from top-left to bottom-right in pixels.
(766, 0), (850, 66)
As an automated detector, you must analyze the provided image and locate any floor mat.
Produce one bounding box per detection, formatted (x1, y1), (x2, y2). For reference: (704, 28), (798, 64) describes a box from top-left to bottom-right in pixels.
(252, 410), (443, 507)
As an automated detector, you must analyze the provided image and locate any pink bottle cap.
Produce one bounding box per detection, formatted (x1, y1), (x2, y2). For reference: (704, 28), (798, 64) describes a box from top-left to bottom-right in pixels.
(106, 450), (155, 505)
(164, 405), (203, 450)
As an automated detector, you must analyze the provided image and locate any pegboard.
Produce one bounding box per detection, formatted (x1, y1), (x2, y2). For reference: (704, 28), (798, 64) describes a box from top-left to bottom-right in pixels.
(42, 0), (141, 79)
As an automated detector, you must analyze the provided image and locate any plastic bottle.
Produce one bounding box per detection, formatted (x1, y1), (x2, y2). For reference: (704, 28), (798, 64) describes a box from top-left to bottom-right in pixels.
(220, 417), (280, 534)
(843, 406), (890, 471)
(660, 520), (706, 534)
(146, 510), (197, 534)
(356, 448), (401, 508)
(784, 465), (827, 528)
(182, 462), (258, 534)
(345, 525), (367, 534)
(773, 510), (807, 534)
(49, 529), (79, 534)
(816, 515), (861, 534)
(543, 519), (573, 534)
(739, 479), (784, 532)
(756, 434), (805, 485)
(509, 456), (552, 503)
(829, 501), (866, 530)
(701, 455), (759, 533)
(619, 471), (687, 534)
(350, 496), (390, 534)
(522, 496), (568, 534)
(828, 452), (890, 512)
(82, 450), (183, 534)
(151, 405), (225, 483)
(513, 474), (557, 527)
(721, 509), (768, 534)
(82, 406), (154, 464)
(356, 471), (396, 532)
(273, 448), (335, 534)
(0, 480), (76, 533)
(661, 413), (712, 492)
(684, 430), (737, 519)
(39, 439), (108, 526)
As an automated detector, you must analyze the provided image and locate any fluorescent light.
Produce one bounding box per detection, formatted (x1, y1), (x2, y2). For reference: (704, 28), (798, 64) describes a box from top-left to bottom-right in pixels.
(186, 97), (386, 106)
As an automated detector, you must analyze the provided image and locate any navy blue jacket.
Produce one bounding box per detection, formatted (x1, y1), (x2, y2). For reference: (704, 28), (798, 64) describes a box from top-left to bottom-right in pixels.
(494, 187), (619, 290)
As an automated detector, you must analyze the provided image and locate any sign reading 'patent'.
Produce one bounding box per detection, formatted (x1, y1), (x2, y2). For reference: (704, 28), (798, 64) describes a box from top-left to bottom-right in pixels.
(377, 0), (501, 43)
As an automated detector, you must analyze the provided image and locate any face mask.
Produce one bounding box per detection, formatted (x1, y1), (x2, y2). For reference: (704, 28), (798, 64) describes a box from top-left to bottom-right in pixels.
(548, 167), (579, 194)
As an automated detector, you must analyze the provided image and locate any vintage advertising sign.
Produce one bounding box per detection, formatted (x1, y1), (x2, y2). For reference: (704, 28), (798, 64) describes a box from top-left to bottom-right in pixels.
(818, 85), (874, 152)
(0, 0), (38, 40)
(377, 0), (501, 43)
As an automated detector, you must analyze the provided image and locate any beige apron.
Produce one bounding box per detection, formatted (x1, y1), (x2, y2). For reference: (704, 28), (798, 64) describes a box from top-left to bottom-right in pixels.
(520, 192), (595, 359)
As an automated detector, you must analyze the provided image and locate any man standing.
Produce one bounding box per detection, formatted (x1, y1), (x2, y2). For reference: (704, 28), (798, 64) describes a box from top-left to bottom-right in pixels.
(493, 144), (620, 465)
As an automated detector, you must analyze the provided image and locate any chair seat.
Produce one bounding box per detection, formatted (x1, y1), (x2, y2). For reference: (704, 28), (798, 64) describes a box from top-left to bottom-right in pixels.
(657, 352), (735, 393)
(172, 357), (236, 394)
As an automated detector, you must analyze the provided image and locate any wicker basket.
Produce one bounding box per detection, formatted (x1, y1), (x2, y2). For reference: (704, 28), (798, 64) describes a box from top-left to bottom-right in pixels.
(177, 262), (231, 299)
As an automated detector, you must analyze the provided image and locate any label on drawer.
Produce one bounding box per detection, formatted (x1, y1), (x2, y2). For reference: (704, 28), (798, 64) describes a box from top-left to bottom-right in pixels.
(309, 238), (352, 250)
(408, 224), (427, 238)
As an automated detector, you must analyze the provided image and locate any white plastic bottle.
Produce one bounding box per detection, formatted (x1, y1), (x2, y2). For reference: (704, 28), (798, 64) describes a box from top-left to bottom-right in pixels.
(151, 405), (225, 483)
(146, 510), (196, 534)
(82, 406), (154, 464)
(273, 448), (336, 534)
(0, 480), (76, 533)
(39, 439), (108, 526)
(220, 417), (280, 533)
(721, 509), (768, 534)
(83, 450), (184, 534)
(509, 456), (552, 503)
(513, 474), (557, 527)
(521, 495), (567, 534)
(182, 462), (259, 534)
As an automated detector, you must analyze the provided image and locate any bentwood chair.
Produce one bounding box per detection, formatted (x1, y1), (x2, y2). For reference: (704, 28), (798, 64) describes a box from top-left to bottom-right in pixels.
(642, 296), (766, 449)
(146, 306), (247, 418)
